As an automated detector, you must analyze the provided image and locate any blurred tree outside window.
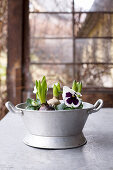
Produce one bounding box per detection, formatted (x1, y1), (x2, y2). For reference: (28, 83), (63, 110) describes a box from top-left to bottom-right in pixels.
(0, 0), (7, 119)
(29, 0), (113, 88)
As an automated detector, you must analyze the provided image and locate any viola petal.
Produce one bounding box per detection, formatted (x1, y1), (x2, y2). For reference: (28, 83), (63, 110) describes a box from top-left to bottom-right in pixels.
(71, 97), (82, 108)
(73, 98), (79, 105)
(66, 92), (72, 97)
(62, 86), (75, 100)
(66, 98), (73, 104)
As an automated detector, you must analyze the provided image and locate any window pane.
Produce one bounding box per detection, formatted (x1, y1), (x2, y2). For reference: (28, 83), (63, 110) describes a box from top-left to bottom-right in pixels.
(30, 39), (73, 63)
(74, 13), (113, 37)
(75, 39), (113, 63)
(29, 0), (72, 12)
(29, 13), (72, 38)
(30, 65), (73, 87)
(74, 0), (113, 12)
(75, 64), (113, 87)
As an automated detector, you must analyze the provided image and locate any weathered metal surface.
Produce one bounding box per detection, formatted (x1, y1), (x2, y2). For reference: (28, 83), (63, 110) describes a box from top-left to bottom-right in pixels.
(0, 108), (113, 169)
(23, 133), (87, 149)
(5, 100), (103, 149)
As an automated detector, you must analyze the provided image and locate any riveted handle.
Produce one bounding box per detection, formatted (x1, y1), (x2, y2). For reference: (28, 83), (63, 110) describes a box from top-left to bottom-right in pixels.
(5, 101), (22, 114)
(88, 99), (103, 114)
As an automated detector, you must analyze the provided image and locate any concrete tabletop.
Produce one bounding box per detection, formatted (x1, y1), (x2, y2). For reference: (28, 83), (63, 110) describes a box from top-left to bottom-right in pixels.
(0, 109), (113, 170)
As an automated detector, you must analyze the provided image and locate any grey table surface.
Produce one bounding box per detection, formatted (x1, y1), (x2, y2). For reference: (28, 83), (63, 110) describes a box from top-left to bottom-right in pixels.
(0, 109), (113, 170)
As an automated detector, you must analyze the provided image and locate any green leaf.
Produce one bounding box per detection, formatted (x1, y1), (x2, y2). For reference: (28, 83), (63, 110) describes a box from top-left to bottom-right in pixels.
(56, 102), (83, 110)
(72, 80), (82, 93)
(31, 99), (40, 106)
(42, 76), (46, 83)
(26, 105), (40, 110)
(77, 82), (82, 93)
(35, 80), (38, 88)
(56, 103), (67, 110)
(41, 78), (47, 103)
(36, 93), (38, 100)
(77, 103), (83, 109)
(26, 98), (40, 108)
(53, 84), (59, 97)
(53, 82), (62, 97)
(57, 82), (60, 92)
(26, 98), (33, 106)
(64, 107), (75, 110)
(59, 90), (63, 94)
(38, 80), (42, 102)
(36, 77), (47, 104)
(72, 80), (78, 92)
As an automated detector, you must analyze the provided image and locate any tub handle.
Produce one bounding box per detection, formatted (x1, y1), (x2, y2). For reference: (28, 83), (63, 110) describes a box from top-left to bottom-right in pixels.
(88, 99), (103, 114)
(5, 101), (22, 114)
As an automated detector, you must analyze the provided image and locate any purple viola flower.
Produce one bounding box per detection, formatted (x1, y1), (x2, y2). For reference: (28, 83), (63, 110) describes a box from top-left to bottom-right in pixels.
(62, 86), (81, 108)
(66, 92), (79, 104)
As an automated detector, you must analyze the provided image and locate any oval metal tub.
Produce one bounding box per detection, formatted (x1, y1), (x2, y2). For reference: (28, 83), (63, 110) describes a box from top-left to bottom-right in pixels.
(5, 99), (103, 149)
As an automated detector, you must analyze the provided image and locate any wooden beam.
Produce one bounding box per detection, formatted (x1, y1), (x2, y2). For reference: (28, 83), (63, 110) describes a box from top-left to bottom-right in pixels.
(22, 0), (31, 102)
(7, 0), (23, 104)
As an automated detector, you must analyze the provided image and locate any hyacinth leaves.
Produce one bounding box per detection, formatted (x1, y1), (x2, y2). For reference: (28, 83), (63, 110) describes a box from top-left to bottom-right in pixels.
(35, 80), (38, 100)
(47, 82), (62, 106)
(32, 76), (55, 110)
(72, 80), (82, 93)
(37, 76), (47, 104)
(53, 82), (62, 98)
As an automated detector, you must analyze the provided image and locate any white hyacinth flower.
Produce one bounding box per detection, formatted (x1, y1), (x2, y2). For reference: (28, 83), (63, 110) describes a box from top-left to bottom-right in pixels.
(33, 85), (37, 94)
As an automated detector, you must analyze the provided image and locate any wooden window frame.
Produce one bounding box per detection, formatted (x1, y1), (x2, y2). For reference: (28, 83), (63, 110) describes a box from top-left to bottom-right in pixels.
(7, 0), (30, 104)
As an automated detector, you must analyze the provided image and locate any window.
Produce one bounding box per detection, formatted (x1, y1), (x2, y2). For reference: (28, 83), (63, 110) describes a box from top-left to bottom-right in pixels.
(29, 0), (113, 88)
(7, 0), (113, 107)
